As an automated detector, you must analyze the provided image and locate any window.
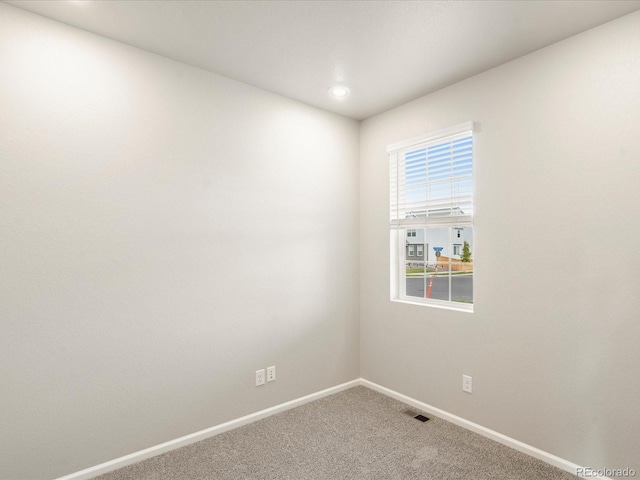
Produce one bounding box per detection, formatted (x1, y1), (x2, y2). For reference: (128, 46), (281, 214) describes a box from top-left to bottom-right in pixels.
(389, 122), (474, 311)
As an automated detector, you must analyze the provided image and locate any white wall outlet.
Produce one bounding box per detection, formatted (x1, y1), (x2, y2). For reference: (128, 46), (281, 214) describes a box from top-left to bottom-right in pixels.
(267, 365), (276, 382)
(462, 375), (472, 393)
(256, 369), (265, 386)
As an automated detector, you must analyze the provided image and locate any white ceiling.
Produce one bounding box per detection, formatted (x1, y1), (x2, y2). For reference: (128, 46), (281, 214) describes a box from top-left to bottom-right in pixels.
(7, 0), (640, 120)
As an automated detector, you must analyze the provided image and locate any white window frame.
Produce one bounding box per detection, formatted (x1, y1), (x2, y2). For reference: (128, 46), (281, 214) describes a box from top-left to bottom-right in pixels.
(417, 245), (424, 257)
(388, 122), (474, 312)
(408, 245), (415, 257)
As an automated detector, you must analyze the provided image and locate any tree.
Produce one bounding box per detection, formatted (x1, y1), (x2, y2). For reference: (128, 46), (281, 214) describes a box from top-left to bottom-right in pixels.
(461, 240), (472, 263)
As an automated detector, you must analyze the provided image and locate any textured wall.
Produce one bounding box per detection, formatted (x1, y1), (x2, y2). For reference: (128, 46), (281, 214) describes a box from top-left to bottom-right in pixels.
(0, 4), (359, 479)
(360, 10), (640, 474)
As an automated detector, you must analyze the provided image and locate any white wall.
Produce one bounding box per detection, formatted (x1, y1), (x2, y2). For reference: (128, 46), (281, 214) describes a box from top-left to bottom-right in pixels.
(0, 4), (359, 479)
(361, 10), (640, 474)
(4, 2), (640, 478)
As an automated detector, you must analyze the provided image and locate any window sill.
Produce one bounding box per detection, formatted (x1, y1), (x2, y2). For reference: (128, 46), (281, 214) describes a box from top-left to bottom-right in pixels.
(391, 297), (473, 313)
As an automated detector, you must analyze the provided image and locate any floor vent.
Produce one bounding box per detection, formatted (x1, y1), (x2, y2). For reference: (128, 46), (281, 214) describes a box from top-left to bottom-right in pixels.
(402, 409), (431, 423)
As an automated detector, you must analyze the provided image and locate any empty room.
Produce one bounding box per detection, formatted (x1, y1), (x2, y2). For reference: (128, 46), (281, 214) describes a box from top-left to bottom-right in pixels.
(1, 1), (639, 479)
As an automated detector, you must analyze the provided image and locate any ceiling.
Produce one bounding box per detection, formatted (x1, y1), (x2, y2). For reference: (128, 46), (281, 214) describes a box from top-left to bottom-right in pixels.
(7, 0), (640, 120)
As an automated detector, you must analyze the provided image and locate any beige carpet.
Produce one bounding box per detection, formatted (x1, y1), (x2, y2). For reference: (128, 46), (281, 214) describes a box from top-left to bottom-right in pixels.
(95, 386), (576, 479)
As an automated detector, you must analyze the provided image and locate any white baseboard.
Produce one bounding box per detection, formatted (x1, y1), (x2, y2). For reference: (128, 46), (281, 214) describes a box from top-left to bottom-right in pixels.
(56, 379), (360, 480)
(57, 377), (611, 480)
(360, 378), (611, 480)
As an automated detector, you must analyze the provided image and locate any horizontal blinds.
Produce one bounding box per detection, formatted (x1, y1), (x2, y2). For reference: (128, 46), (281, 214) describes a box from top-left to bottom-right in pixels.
(389, 151), (399, 223)
(390, 128), (473, 227)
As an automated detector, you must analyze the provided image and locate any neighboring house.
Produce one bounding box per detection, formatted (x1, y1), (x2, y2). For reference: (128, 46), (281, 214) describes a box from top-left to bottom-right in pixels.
(405, 228), (426, 260)
(404, 207), (473, 265)
(405, 226), (473, 265)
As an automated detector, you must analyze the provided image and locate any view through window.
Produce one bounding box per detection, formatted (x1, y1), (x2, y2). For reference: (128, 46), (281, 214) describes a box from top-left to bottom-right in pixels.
(389, 122), (474, 310)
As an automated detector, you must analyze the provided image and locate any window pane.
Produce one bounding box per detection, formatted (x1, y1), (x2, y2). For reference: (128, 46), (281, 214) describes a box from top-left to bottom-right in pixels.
(425, 228), (450, 301)
(426, 266), (449, 301)
(405, 262), (425, 299)
(451, 227), (473, 304)
(405, 228), (425, 260)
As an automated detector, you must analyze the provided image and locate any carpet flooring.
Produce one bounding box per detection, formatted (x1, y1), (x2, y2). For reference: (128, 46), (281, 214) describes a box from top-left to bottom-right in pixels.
(95, 386), (576, 479)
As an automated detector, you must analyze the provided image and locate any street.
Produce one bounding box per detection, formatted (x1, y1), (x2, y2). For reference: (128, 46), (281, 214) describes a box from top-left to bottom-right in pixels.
(406, 274), (473, 302)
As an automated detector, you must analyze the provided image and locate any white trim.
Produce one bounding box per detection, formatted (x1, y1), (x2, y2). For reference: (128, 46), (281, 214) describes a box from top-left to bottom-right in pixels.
(386, 121), (474, 153)
(391, 215), (473, 229)
(393, 297), (474, 313)
(56, 378), (611, 480)
(56, 379), (360, 480)
(359, 379), (612, 480)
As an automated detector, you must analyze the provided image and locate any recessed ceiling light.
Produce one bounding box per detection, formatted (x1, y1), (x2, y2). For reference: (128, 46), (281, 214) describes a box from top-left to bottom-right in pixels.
(328, 85), (350, 98)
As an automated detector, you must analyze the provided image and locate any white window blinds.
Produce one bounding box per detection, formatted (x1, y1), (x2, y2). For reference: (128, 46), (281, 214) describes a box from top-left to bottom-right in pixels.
(389, 122), (474, 228)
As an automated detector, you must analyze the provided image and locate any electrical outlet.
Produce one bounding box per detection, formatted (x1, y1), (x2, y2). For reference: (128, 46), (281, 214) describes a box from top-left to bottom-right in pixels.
(462, 375), (472, 393)
(256, 369), (265, 386)
(267, 365), (276, 382)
